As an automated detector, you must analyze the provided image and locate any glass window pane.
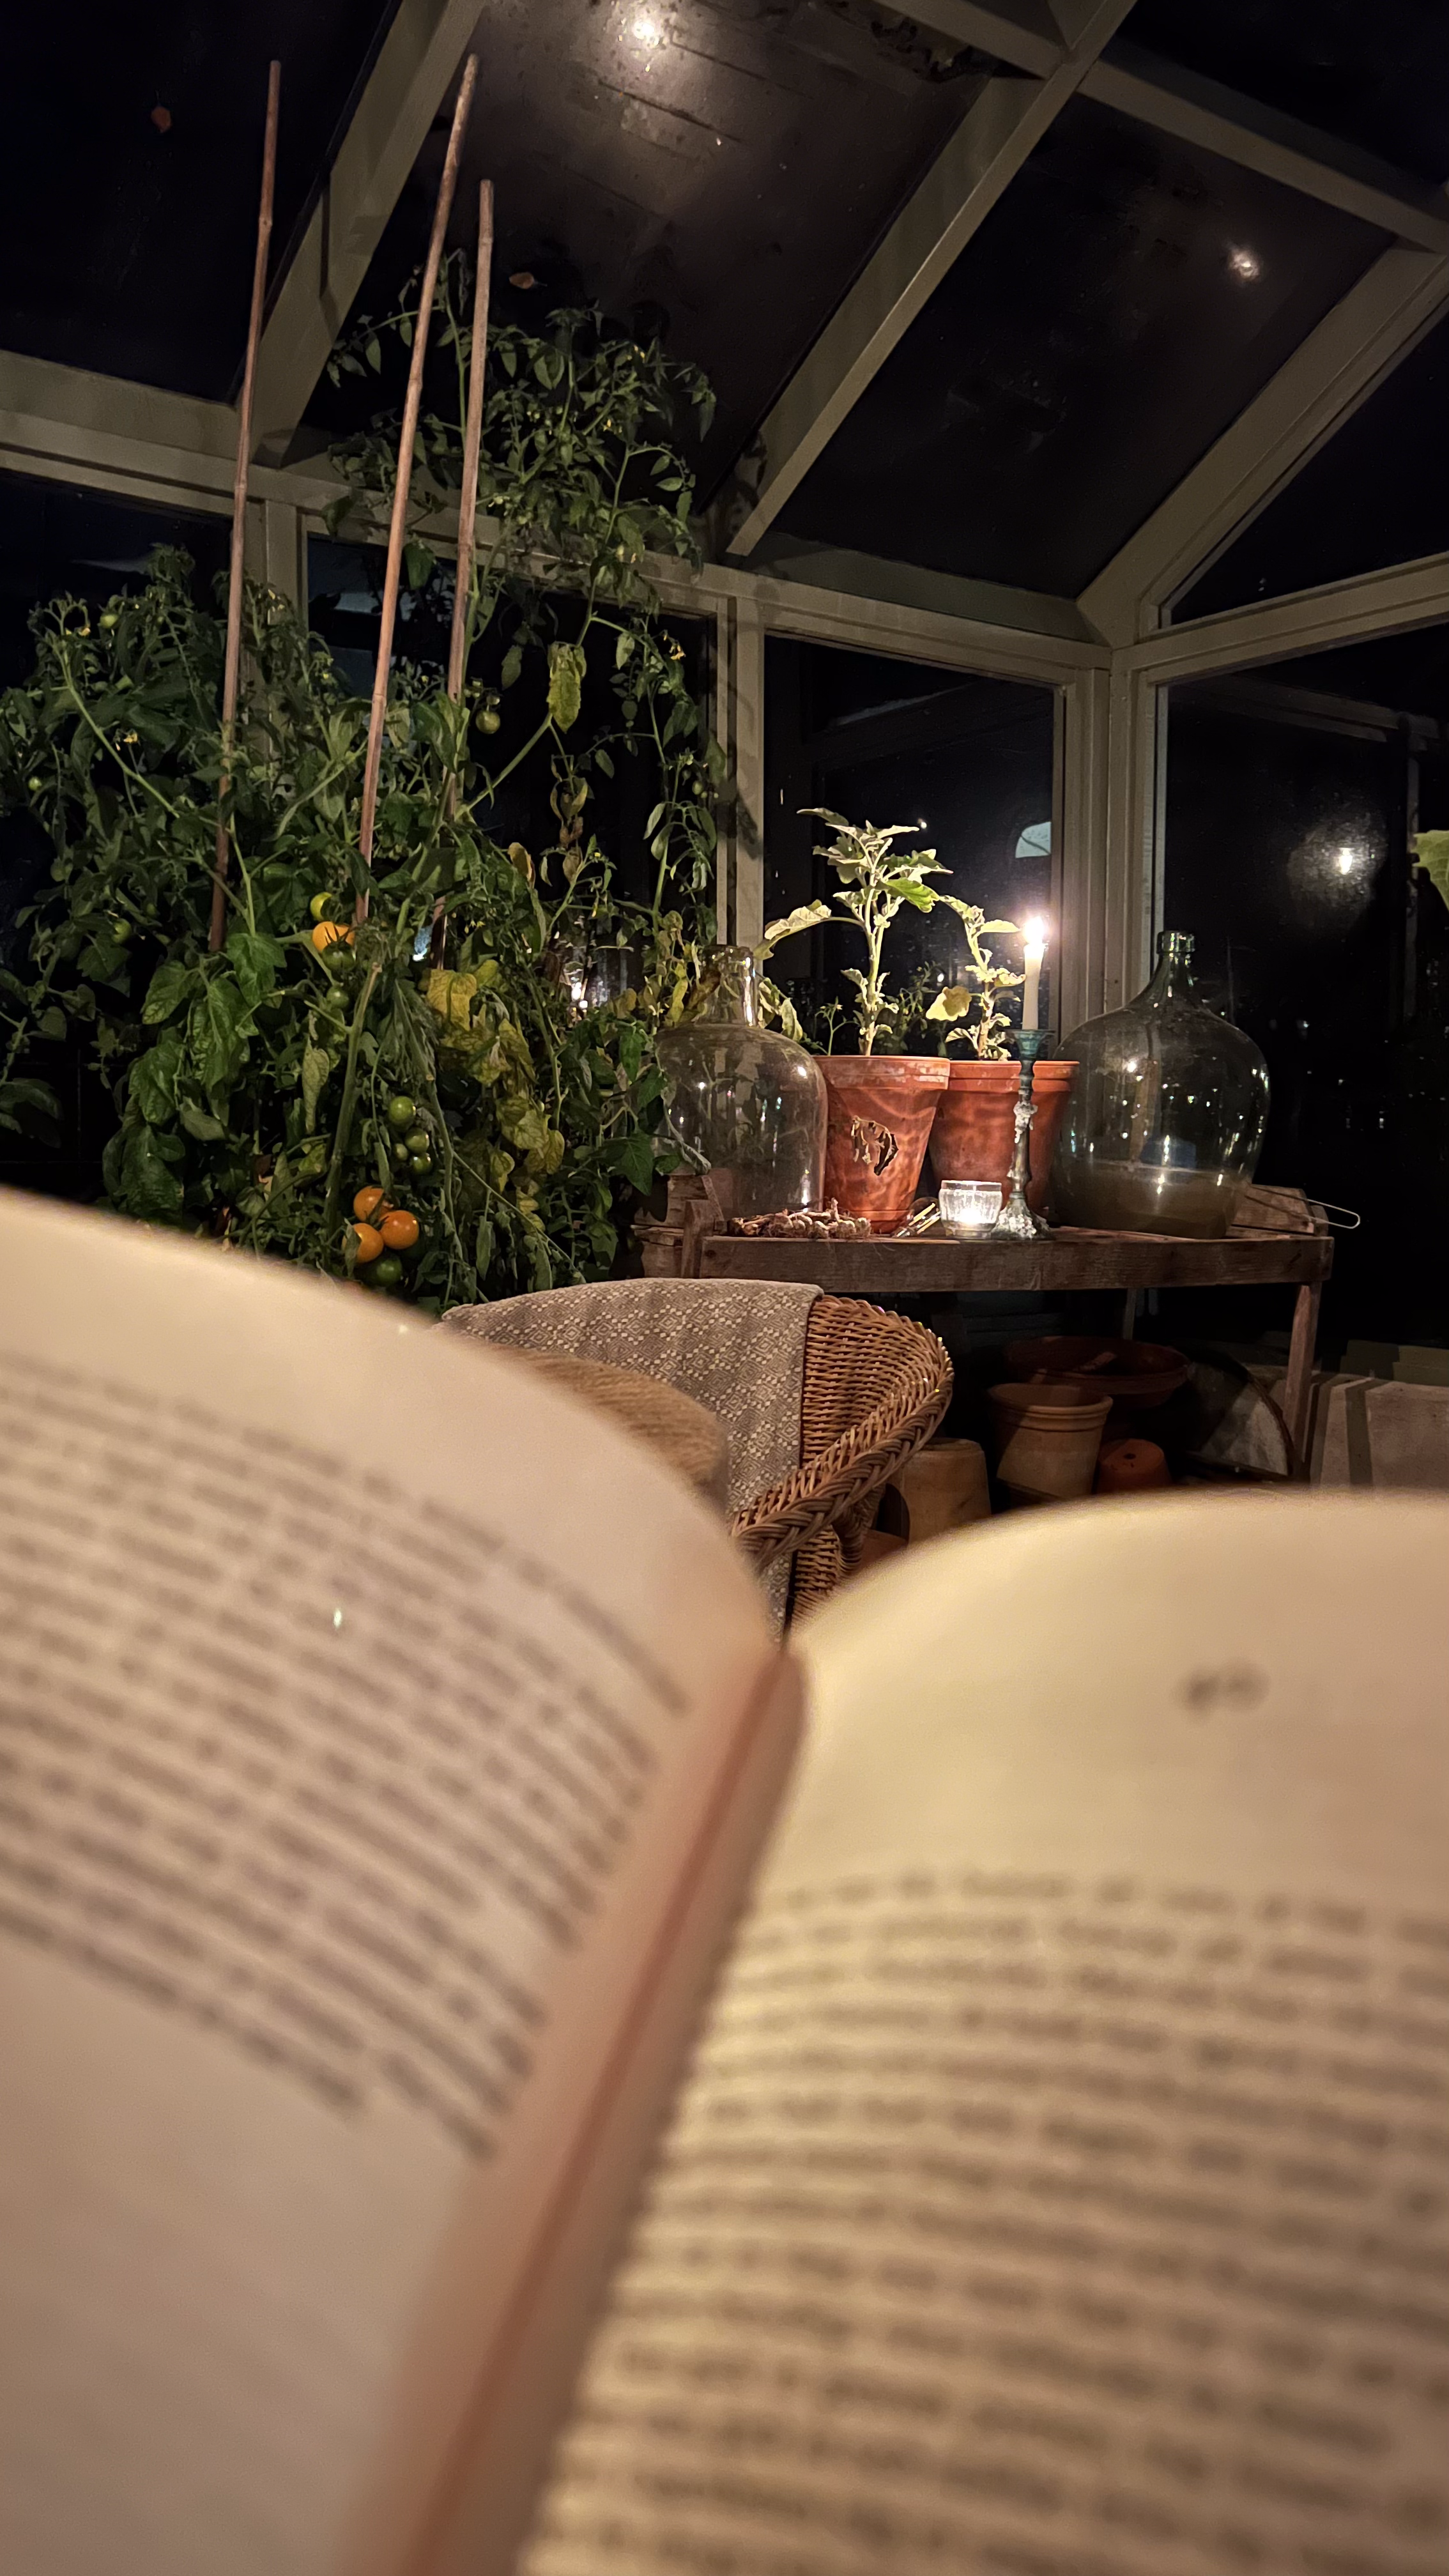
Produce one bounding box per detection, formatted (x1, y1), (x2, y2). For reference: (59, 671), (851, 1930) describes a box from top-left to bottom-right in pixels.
(303, 4), (964, 484)
(1160, 624), (1449, 1353)
(776, 98), (1384, 597)
(1177, 315), (1449, 619)
(765, 637), (1055, 1047)
(0, 8), (397, 397)
(1126, 0), (1449, 187)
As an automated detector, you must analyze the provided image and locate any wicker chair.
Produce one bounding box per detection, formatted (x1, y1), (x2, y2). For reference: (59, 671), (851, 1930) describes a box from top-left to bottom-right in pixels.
(732, 1296), (953, 1617)
(446, 1280), (952, 1622)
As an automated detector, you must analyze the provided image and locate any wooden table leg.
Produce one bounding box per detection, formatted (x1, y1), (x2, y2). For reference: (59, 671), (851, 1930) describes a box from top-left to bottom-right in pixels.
(1282, 1281), (1322, 1478)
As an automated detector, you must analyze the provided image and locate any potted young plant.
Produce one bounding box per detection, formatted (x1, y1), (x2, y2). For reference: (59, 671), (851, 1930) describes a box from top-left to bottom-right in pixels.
(760, 810), (953, 1231)
(924, 908), (1078, 1215)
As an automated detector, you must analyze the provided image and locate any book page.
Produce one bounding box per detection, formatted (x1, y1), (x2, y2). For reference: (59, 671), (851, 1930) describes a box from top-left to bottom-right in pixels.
(526, 1493), (1449, 2576)
(0, 1190), (799, 2576)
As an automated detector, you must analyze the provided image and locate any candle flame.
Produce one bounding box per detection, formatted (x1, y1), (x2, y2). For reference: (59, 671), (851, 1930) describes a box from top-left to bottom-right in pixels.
(1022, 914), (1048, 961)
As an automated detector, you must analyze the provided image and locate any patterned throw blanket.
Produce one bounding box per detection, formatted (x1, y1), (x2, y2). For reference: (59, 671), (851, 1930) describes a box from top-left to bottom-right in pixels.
(441, 1278), (821, 1627)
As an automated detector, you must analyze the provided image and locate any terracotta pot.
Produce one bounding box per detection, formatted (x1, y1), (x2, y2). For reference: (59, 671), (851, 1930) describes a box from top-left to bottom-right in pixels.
(986, 1381), (1111, 1506)
(929, 1058), (1078, 1213)
(1095, 1437), (1171, 1495)
(1002, 1335), (1189, 1414)
(885, 1437), (992, 1543)
(820, 1055), (950, 1233)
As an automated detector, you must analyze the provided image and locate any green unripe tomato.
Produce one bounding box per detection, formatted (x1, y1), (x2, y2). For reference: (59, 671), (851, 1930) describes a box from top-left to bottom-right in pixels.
(110, 919), (132, 946)
(98, 610), (119, 631)
(408, 1151), (434, 1177)
(387, 1094), (417, 1132)
(479, 707), (502, 735)
(372, 1254), (404, 1288)
(309, 892), (332, 922)
(403, 1125), (430, 1156)
(26, 774), (43, 793)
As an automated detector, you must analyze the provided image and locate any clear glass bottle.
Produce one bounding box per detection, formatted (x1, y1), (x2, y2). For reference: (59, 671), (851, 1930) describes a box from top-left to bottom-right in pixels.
(1052, 931), (1269, 1238)
(657, 947), (826, 1219)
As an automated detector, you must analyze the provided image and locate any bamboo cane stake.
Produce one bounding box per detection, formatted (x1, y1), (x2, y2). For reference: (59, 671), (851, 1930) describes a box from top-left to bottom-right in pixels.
(355, 54), (478, 923)
(209, 59), (280, 954)
(445, 180), (494, 709)
(430, 181), (494, 967)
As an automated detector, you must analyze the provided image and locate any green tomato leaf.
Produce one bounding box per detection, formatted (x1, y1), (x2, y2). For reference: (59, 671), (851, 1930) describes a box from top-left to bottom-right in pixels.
(615, 1131), (656, 1194)
(178, 1099), (226, 1142)
(1414, 832), (1449, 909)
(130, 1031), (183, 1124)
(121, 1122), (185, 1219)
(142, 959), (194, 1024)
(226, 930), (286, 1008)
(301, 1046), (333, 1135)
(547, 641), (585, 733)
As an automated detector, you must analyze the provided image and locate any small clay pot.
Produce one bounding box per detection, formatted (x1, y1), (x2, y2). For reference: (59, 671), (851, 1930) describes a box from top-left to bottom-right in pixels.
(884, 1437), (991, 1542)
(929, 1058), (1078, 1213)
(1095, 1437), (1171, 1495)
(820, 1055), (951, 1233)
(986, 1381), (1111, 1506)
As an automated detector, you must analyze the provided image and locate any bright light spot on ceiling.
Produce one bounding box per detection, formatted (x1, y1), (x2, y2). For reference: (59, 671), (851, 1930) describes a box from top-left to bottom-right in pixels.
(631, 10), (664, 43)
(1336, 844), (1363, 875)
(1228, 246), (1262, 282)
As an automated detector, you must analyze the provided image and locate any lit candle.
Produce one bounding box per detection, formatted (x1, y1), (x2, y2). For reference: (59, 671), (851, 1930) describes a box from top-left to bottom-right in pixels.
(1021, 916), (1047, 1030)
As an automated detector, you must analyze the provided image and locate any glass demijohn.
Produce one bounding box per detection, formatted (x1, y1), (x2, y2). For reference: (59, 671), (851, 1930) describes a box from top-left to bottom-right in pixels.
(1052, 932), (1269, 1238)
(658, 947), (827, 1219)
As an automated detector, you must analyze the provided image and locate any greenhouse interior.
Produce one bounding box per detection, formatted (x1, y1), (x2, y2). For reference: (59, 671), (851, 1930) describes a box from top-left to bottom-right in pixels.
(2, 6), (1448, 2572)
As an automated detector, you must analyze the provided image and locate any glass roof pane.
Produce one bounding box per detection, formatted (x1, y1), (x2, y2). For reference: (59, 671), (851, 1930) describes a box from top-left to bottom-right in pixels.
(1126, 0), (1449, 188)
(0, 4), (398, 399)
(305, 0), (966, 484)
(1176, 313), (1449, 620)
(775, 96), (1386, 599)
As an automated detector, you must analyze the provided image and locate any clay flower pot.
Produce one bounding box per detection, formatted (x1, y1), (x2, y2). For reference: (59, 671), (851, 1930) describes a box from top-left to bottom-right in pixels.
(929, 1057), (1078, 1214)
(986, 1381), (1112, 1506)
(820, 1055), (950, 1233)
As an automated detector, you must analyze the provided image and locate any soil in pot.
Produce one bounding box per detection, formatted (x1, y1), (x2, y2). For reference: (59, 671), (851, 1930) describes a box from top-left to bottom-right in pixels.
(820, 1055), (950, 1233)
(929, 1058), (1077, 1214)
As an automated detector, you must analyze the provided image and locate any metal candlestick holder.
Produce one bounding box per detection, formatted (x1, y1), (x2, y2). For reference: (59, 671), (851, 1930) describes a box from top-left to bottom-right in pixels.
(990, 1027), (1052, 1240)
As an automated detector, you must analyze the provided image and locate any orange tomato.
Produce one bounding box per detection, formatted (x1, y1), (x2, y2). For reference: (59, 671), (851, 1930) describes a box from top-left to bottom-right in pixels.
(311, 920), (353, 951)
(380, 1208), (419, 1252)
(351, 1222), (384, 1264)
(353, 1186), (389, 1222)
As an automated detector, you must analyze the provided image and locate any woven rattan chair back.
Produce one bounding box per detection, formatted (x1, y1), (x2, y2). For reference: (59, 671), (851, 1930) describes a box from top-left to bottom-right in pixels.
(730, 1296), (953, 1618)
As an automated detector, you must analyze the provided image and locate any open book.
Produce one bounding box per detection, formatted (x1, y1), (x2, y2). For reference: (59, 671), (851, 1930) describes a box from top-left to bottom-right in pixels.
(1, 1191), (1445, 2576)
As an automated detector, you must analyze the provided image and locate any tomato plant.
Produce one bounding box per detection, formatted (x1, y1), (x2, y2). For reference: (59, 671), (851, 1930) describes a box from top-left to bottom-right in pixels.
(0, 289), (726, 1309)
